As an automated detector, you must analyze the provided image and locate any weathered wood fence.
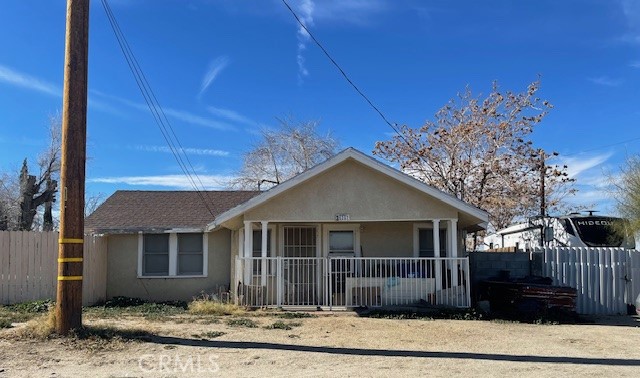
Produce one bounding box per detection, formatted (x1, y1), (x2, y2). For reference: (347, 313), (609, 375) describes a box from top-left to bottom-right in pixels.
(0, 231), (107, 306)
(535, 247), (640, 315)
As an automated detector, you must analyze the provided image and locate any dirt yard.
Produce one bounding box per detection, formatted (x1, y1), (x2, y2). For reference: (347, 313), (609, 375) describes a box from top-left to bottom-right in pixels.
(1, 311), (639, 378)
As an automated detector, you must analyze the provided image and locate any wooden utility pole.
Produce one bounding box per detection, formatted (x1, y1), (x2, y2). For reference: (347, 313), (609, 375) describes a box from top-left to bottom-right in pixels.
(55, 0), (90, 334)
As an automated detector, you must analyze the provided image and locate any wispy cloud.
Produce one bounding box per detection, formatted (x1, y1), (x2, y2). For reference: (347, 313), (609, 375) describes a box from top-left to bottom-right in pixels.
(295, 0), (315, 83)
(0, 64), (124, 115)
(207, 106), (256, 126)
(133, 145), (230, 157)
(199, 56), (230, 98)
(311, 0), (389, 25)
(619, 0), (640, 44)
(560, 152), (614, 178)
(92, 90), (234, 130)
(630, 61), (640, 68)
(0, 64), (60, 96)
(89, 174), (233, 189)
(587, 76), (623, 87)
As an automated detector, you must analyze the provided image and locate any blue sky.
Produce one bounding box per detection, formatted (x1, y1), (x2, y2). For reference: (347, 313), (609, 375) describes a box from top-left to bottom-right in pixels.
(1, 0), (639, 215)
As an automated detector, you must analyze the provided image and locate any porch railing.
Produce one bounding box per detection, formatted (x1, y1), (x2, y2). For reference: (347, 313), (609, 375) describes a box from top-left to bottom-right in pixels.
(235, 256), (470, 309)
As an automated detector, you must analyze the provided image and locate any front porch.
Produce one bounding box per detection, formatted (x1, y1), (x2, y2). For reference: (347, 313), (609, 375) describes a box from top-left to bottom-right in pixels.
(235, 256), (470, 309)
(233, 220), (471, 309)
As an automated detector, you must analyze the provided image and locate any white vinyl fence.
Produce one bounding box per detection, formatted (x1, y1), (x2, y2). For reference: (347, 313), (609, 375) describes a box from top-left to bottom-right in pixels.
(235, 256), (471, 309)
(0, 231), (107, 306)
(535, 247), (640, 315)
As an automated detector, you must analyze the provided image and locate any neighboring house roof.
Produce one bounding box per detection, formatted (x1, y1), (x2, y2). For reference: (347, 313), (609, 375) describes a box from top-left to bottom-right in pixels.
(208, 147), (489, 230)
(85, 190), (260, 233)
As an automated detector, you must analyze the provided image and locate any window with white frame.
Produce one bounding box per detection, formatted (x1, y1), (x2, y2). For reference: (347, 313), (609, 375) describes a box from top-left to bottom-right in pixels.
(139, 232), (207, 278)
(178, 233), (204, 275)
(143, 234), (170, 276)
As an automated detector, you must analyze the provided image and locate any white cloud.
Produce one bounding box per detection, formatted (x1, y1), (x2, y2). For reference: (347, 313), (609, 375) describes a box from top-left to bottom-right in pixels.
(91, 90), (234, 130)
(0, 64), (124, 115)
(559, 152), (614, 178)
(295, 0), (315, 83)
(620, 0), (640, 44)
(630, 61), (640, 68)
(89, 174), (234, 189)
(587, 76), (623, 87)
(207, 106), (256, 125)
(310, 0), (389, 25)
(134, 145), (230, 157)
(199, 56), (230, 98)
(0, 64), (60, 96)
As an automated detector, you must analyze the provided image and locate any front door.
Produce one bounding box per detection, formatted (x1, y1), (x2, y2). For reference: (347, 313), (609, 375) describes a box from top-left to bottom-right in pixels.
(324, 225), (360, 306)
(282, 226), (320, 305)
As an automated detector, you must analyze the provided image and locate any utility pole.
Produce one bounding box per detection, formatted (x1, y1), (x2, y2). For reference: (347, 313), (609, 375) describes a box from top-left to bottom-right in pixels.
(538, 149), (547, 246)
(55, 0), (90, 334)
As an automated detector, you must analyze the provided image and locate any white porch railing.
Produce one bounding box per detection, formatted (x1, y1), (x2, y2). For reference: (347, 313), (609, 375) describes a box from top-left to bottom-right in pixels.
(235, 256), (470, 309)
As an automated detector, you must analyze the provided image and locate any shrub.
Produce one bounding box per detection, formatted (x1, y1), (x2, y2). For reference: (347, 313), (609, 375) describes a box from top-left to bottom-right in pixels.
(225, 318), (257, 328)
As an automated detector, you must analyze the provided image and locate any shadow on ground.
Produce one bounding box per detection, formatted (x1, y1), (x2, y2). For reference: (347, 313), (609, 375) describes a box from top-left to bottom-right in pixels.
(146, 335), (640, 367)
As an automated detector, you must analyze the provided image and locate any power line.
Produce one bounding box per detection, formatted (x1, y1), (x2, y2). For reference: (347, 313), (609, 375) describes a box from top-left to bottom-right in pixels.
(558, 136), (640, 157)
(281, 0), (416, 149)
(101, 0), (218, 218)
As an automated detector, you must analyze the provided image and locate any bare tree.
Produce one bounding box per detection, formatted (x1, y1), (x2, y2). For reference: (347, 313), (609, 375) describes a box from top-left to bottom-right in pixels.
(232, 118), (339, 190)
(374, 80), (574, 232)
(85, 192), (106, 217)
(611, 155), (640, 235)
(20, 116), (61, 231)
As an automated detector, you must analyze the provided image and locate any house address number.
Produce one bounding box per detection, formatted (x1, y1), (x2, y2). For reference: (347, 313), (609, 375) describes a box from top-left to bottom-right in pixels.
(335, 213), (350, 221)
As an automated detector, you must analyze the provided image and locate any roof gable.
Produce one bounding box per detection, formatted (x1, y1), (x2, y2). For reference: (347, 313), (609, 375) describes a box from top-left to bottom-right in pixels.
(209, 148), (488, 229)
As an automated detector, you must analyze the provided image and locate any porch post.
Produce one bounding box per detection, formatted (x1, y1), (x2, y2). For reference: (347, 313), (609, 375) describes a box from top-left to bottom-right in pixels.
(433, 219), (442, 292)
(243, 221), (252, 284)
(261, 221), (268, 287)
(450, 219), (459, 287)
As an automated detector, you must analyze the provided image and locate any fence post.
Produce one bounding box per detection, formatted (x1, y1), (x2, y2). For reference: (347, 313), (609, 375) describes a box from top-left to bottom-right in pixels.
(276, 256), (283, 308)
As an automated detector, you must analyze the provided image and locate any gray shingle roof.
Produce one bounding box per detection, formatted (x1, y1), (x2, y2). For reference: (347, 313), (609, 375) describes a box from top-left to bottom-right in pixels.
(85, 190), (260, 233)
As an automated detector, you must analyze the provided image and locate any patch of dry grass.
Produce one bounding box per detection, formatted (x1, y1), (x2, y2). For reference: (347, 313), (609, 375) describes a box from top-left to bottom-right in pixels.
(188, 299), (243, 316)
(15, 308), (57, 339)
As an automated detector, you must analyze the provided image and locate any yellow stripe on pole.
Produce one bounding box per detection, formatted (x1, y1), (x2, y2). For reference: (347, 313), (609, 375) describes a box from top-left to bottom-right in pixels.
(58, 258), (83, 263)
(58, 238), (84, 244)
(57, 276), (83, 281)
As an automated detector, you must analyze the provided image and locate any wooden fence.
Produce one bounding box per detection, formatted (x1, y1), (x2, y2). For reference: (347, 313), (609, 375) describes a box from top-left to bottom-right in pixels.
(0, 231), (107, 306)
(535, 247), (640, 315)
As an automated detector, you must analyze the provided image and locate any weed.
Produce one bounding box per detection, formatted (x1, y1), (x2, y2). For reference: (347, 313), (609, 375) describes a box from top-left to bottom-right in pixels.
(0, 318), (12, 329)
(226, 318), (257, 328)
(193, 331), (226, 339)
(275, 312), (317, 319)
(264, 320), (302, 330)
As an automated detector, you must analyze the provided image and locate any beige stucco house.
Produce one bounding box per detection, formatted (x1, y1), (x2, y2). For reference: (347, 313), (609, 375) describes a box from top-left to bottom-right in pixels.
(86, 148), (488, 308)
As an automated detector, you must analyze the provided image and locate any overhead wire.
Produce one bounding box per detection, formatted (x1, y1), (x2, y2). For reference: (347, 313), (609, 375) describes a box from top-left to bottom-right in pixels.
(100, 0), (218, 217)
(280, 0), (426, 159)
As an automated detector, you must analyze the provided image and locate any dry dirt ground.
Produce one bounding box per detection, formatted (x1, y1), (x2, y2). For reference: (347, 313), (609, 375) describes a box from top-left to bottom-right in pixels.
(0, 312), (639, 378)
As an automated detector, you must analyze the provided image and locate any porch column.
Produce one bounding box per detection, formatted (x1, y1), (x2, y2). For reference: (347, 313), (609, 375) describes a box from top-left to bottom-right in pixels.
(449, 219), (459, 287)
(243, 221), (253, 283)
(433, 219), (442, 292)
(261, 221), (268, 286)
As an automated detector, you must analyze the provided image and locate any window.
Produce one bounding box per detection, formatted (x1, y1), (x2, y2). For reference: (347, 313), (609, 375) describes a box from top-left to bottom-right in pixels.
(178, 233), (203, 275)
(328, 230), (355, 254)
(252, 230), (272, 258)
(252, 229), (272, 275)
(143, 234), (169, 276)
(139, 232), (207, 278)
(418, 229), (447, 257)
(283, 226), (317, 257)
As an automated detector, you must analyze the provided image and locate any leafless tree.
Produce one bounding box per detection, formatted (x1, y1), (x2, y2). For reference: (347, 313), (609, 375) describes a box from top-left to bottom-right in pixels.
(232, 118), (339, 190)
(374, 80), (575, 235)
(610, 155), (640, 235)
